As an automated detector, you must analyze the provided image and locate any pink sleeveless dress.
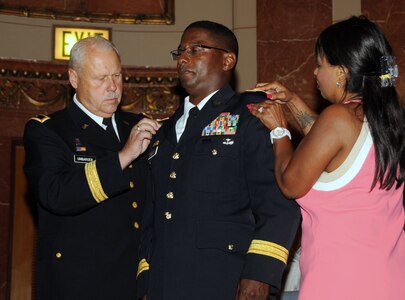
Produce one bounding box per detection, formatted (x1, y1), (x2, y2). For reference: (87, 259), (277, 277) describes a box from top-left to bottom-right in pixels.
(297, 122), (405, 300)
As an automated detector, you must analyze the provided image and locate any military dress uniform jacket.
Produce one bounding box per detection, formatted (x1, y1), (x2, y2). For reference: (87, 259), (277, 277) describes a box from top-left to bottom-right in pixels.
(23, 101), (147, 300)
(137, 85), (301, 300)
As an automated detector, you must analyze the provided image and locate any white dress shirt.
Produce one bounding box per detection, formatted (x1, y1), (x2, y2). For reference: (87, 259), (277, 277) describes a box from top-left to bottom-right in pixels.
(73, 94), (120, 141)
(175, 90), (218, 141)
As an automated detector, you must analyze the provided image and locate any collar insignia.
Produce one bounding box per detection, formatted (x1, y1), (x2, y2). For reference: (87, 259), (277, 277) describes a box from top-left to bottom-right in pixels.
(148, 145), (158, 160)
(212, 99), (222, 106)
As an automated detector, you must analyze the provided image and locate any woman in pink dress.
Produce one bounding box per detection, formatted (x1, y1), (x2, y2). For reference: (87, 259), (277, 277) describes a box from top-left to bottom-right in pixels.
(249, 16), (405, 300)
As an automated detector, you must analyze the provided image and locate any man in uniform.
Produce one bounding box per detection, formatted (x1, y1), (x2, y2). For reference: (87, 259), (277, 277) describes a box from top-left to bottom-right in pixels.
(137, 21), (300, 300)
(23, 36), (160, 300)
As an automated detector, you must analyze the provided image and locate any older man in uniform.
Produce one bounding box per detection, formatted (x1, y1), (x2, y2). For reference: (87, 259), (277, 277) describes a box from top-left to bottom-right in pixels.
(23, 36), (160, 300)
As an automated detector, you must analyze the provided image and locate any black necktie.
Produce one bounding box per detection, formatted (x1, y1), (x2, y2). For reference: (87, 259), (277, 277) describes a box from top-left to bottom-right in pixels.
(184, 106), (200, 133)
(103, 118), (119, 142)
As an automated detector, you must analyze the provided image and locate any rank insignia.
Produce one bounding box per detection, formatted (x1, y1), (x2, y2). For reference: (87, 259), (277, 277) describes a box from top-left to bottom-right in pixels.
(202, 112), (239, 136)
(148, 145), (158, 160)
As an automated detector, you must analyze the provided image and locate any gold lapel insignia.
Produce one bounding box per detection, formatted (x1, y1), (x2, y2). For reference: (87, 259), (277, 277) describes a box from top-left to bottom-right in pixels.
(30, 114), (50, 123)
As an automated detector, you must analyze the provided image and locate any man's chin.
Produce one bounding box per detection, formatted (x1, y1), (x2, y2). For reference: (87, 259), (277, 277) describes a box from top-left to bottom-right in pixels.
(104, 101), (120, 112)
(179, 77), (196, 90)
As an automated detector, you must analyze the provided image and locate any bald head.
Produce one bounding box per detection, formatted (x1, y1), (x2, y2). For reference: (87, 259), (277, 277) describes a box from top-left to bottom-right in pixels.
(69, 36), (120, 75)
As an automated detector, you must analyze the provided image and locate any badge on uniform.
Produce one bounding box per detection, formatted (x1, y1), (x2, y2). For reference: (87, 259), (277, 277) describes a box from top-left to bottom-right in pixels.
(202, 112), (239, 136)
(222, 138), (234, 145)
(75, 138), (87, 152)
(74, 155), (95, 164)
(148, 140), (159, 160)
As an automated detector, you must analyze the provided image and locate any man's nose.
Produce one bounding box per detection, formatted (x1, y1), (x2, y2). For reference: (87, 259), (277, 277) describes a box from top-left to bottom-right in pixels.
(106, 76), (118, 91)
(177, 51), (190, 65)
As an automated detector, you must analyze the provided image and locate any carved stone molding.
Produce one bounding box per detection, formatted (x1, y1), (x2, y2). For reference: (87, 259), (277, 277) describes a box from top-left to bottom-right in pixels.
(0, 0), (174, 25)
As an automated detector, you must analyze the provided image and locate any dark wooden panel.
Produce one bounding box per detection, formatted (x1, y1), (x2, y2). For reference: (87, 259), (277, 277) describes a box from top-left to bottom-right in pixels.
(9, 145), (36, 300)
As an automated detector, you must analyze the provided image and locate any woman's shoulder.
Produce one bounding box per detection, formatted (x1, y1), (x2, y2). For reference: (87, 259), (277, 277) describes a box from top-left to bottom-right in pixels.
(313, 103), (363, 145)
(317, 103), (357, 127)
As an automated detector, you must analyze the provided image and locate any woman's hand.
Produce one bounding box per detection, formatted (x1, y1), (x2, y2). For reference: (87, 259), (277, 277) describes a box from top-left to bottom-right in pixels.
(252, 81), (317, 135)
(248, 100), (287, 131)
(254, 81), (298, 105)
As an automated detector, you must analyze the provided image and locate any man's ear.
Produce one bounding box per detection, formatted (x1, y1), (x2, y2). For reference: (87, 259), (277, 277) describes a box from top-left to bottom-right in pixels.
(68, 68), (78, 89)
(223, 52), (237, 71)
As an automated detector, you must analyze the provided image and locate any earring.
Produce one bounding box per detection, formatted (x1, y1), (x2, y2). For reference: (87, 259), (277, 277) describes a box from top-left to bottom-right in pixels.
(336, 81), (341, 88)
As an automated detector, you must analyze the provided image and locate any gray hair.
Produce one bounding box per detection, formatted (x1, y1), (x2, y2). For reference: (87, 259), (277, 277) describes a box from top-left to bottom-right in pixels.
(68, 36), (120, 73)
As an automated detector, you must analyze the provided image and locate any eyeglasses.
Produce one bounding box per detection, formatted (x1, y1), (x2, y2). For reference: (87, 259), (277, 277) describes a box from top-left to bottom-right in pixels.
(170, 44), (229, 61)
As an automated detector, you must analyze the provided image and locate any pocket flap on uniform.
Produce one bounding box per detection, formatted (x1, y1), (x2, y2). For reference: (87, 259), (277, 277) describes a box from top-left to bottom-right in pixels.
(196, 221), (253, 253)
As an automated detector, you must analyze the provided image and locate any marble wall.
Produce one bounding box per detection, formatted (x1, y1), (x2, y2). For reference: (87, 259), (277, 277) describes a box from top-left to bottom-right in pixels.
(257, 0), (405, 111)
(257, 0), (331, 111)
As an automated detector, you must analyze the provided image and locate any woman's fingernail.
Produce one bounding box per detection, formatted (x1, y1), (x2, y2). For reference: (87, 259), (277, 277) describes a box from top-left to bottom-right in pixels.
(246, 103), (253, 110)
(266, 93), (273, 99)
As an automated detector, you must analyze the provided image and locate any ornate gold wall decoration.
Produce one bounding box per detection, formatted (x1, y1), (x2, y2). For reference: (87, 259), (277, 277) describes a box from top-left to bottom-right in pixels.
(0, 0), (174, 25)
(0, 59), (181, 128)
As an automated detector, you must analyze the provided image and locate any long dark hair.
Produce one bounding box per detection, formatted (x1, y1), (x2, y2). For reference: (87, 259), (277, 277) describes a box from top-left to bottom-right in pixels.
(315, 16), (404, 190)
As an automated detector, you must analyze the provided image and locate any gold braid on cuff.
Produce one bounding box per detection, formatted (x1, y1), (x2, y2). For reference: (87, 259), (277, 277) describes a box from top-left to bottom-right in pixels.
(247, 240), (289, 264)
(85, 160), (108, 203)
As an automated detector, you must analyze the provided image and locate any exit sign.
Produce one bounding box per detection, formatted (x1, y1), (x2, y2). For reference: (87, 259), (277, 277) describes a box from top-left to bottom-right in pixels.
(53, 26), (111, 61)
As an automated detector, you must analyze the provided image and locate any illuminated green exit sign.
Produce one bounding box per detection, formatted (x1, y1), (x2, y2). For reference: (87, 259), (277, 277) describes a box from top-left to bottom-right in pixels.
(53, 26), (111, 60)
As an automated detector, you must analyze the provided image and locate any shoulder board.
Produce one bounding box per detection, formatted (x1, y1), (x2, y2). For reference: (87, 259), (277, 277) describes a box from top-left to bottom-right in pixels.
(156, 116), (171, 122)
(240, 90), (267, 104)
(29, 114), (51, 123)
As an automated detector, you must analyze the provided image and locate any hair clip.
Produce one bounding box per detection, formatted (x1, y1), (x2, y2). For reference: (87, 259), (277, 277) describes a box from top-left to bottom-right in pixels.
(379, 55), (399, 87)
